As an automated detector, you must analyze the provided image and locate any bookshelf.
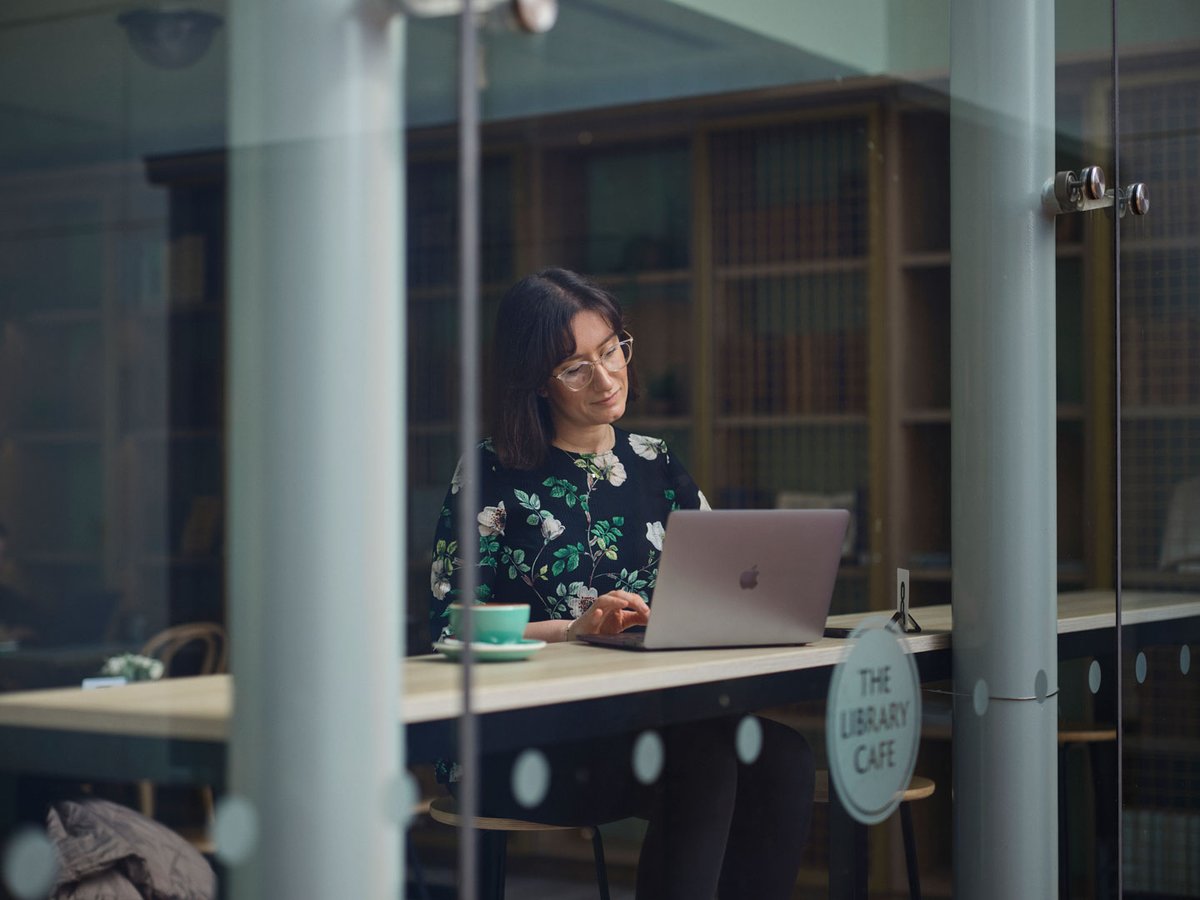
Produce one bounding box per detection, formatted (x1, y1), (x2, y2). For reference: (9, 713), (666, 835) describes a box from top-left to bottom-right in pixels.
(1118, 69), (1200, 589)
(883, 91), (1097, 605)
(0, 154), (227, 650)
(0, 168), (121, 643)
(404, 149), (519, 652)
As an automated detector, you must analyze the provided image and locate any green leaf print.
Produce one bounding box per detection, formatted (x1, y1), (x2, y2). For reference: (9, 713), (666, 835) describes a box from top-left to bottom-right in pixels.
(613, 568), (649, 594)
(514, 489), (541, 512)
(543, 476), (580, 509)
(592, 519), (624, 550)
(551, 542), (585, 575)
(501, 546), (531, 581)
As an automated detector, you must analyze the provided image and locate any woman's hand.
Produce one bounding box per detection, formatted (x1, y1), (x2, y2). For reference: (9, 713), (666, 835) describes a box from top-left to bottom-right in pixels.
(565, 591), (650, 640)
(521, 591), (650, 643)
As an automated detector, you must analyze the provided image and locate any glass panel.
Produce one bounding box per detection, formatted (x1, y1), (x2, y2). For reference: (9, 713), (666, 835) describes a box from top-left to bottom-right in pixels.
(408, 7), (909, 894)
(0, 2), (232, 893)
(1117, 6), (1200, 897)
(1, 1), (408, 895)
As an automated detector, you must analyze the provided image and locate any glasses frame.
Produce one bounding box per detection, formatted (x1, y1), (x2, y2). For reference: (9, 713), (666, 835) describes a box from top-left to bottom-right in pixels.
(552, 333), (634, 392)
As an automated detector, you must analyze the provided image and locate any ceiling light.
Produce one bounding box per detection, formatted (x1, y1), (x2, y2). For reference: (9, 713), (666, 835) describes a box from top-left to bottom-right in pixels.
(118, 9), (223, 70)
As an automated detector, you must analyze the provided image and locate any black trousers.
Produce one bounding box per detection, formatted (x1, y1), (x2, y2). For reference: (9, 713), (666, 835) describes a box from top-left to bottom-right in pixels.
(450, 715), (815, 900)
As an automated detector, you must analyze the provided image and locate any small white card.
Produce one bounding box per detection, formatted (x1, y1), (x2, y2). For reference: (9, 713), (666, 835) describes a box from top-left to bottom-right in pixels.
(82, 676), (127, 690)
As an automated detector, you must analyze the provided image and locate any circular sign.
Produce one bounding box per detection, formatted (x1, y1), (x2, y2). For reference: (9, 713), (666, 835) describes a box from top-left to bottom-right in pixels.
(825, 617), (922, 825)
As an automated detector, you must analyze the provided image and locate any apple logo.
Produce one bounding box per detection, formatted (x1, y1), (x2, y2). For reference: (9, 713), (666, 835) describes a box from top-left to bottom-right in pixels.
(739, 564), (759, 590)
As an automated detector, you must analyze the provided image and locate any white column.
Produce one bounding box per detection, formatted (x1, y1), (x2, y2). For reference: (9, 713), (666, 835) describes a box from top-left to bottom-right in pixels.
(950, 0), (1059, 896)
(226, 1), (405, 896)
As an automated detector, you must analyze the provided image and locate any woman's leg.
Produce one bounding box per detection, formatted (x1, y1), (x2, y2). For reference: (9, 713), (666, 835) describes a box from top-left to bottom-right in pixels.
(635, 718), (740, 900)
(717, 717), (815, 899)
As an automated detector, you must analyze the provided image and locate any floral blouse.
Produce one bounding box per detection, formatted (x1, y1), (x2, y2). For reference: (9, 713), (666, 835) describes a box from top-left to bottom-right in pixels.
(429, 428), (710, 645)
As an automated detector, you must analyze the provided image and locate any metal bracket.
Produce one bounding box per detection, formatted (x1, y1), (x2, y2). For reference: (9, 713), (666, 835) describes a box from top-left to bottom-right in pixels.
(1042, 165), (1150, 218)
(395, 0), (557, 32)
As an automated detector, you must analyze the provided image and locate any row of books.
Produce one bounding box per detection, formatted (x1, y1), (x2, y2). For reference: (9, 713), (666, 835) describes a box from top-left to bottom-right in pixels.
(719, 330), (868, 415)
(1121, 313), (1200, 406)
(712, 201), (867, 264)
(1123, 808), (1200, 895)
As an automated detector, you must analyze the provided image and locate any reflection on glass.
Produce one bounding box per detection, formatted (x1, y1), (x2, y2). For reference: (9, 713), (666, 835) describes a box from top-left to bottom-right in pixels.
(511, 749), (552, 809)
(631, 730), (664, 786)
(1, 826), (57, 900)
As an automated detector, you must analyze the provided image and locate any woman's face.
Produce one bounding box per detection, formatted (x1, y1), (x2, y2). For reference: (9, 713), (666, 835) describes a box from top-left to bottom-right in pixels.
(543, 310), (628, 436)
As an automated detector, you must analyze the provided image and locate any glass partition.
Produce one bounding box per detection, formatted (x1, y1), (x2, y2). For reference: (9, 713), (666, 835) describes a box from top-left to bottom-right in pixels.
(3, 1), (1198, 899)
(1117, 4), (1200, 898)
(0, 2), (232, 894)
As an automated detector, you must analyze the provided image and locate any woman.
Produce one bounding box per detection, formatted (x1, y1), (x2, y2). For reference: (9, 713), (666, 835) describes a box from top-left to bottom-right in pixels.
(429, 268), (814, 899)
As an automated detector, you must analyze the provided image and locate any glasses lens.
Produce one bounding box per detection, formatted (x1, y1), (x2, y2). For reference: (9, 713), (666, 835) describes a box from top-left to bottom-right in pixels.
(601, 340), (632, 372)
(560, 363), (592, 391)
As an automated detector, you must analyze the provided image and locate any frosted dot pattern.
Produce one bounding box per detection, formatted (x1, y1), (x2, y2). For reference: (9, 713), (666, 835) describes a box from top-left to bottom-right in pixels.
(632, 730), (664, 785)
(2, 827), (57, 900)
(736, 716), (763, 765)
(213, 795), (261, 865)
(511, 748), (551, 808)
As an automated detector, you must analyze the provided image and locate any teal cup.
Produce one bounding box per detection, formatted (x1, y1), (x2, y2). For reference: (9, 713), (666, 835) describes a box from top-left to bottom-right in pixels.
(448, 603), (530, 644)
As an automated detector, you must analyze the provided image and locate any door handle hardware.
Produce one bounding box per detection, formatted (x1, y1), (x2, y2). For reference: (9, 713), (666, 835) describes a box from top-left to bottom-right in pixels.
(1043, 166), (1149, 217)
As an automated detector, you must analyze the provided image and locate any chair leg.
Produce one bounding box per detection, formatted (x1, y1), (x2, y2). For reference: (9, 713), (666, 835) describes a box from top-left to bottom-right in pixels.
(590, 827), (610, 900)
(479, 830), (508, 900)
(1058, 745), (1070, 900)
(899, 801), (922, 900)
(406, 834), (433, 900)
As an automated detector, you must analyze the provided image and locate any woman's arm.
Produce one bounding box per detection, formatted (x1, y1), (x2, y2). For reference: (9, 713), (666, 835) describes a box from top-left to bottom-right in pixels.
(524, 590), (650, 643)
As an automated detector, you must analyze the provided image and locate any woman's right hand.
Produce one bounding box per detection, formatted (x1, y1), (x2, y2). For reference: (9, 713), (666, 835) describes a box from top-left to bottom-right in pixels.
(565, 590), (650, 640)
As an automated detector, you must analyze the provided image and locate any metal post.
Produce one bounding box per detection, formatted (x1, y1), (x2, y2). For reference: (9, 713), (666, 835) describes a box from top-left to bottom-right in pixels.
(456, 2), (482, 898)
(950, 0), (1059, 897)
(226, 1), (405, 896)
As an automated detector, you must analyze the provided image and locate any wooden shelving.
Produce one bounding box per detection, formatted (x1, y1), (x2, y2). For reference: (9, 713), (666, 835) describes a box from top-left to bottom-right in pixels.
(0, 155), (228, 649)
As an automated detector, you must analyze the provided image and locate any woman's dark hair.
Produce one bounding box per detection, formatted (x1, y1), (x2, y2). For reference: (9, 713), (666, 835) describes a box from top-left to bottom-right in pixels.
(490, 268), (638, 470)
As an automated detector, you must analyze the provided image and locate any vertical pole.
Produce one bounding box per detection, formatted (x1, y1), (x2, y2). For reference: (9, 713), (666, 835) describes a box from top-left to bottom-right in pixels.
(227, 1), (404, 896)
(950, 0), (1059, 897)
(456, 3), (482, 899)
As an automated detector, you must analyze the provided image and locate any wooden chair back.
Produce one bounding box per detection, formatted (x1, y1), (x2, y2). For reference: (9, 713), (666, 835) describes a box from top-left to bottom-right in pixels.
(140, 622), (228, 677)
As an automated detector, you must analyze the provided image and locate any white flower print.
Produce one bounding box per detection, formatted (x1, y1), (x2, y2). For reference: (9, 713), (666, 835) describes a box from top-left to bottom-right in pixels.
(645, 521), (665, 551)
(540, 514), (565, 541)
(699, 490), (712, 511)
(593, 451), (628, 487)
(477, 501), (506, 536)
(565, 583), (598, 618)
(629, 433), (668, 461)
(430, 558), (451, 600)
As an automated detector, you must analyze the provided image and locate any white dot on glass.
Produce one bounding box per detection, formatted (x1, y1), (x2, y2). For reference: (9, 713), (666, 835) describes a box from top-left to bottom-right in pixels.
(1181, 645), (1191, 677)
(2, 827), (57, 900)
(213, 795), (260, 866)
(632, 730), (664, 786)
(1135, 652), (1147, 685)
(1034, 669), (1049, 704)
(718, 694), (730, 709)
(736, 716), (763, 765)
(972, 679), (989, 717)
(1089, 659), (1102, 694)
(511, 749), (550, 809)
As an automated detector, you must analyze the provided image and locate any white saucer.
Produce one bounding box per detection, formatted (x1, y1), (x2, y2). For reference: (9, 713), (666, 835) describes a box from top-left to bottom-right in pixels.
(433, 638), (546, 662)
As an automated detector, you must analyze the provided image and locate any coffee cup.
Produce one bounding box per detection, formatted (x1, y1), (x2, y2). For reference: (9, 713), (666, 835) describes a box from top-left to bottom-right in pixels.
(448, 603), (530, 644)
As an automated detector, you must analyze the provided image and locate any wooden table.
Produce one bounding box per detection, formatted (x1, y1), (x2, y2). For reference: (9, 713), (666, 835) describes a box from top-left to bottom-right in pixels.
(0, 591), (1195, 898)
(0, 590), (1194, 784)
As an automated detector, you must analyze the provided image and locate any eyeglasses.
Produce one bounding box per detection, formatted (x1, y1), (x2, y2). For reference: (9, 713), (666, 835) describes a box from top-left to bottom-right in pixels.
(553, 334), (634, 392)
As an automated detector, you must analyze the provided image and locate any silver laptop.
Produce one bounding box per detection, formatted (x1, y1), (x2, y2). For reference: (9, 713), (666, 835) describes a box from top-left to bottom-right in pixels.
(579, 508), (850, 650)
